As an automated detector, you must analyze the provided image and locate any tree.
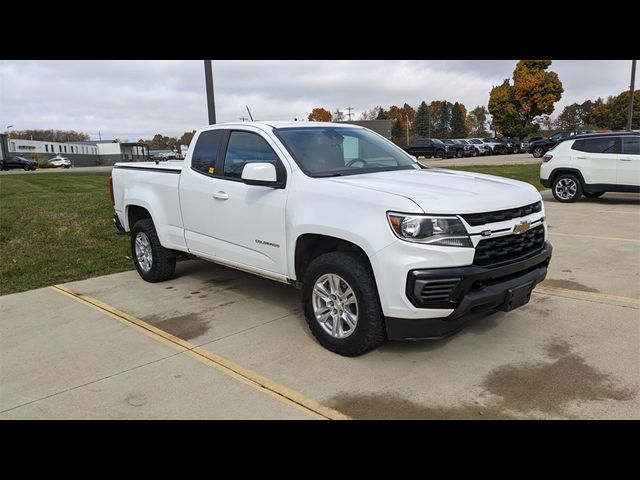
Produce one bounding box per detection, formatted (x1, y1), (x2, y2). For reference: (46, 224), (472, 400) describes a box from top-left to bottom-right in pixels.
(488, 60), (564, 137)
(375, 107), (388, 120)
(556, 103), (586, 130)
(179, 130), (196, 145)
(467, 106), (489, 137)
(8, 129), (90, 142)
(432, 101), (451, 138)
(413, 101), (430, 137)
(450, 102), (468, 138)
(308, 107), (332, 122)
(590, 97), (614, 128)
(391, 119), (404, 144)
(607, 90), (640, 130)
(360, 106), (384, 120)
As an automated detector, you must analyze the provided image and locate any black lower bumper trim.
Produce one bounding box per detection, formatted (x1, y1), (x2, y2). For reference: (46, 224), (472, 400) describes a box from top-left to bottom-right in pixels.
(386, 242), (552, 340)
(540, 178), (551, 188)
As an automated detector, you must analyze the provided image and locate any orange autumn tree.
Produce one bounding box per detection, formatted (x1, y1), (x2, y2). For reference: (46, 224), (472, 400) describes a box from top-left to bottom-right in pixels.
(308, 108), (332, 122)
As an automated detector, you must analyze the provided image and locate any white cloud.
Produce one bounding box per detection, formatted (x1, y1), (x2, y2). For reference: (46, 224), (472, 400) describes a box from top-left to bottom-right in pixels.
(0, 60), (634, 140)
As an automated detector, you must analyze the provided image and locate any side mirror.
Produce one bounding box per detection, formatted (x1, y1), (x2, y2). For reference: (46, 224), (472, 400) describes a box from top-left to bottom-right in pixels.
(241, 162), (281, 188)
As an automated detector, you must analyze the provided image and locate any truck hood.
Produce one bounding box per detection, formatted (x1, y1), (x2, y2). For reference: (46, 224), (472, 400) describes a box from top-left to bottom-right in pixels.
(325, 168), (541, 214)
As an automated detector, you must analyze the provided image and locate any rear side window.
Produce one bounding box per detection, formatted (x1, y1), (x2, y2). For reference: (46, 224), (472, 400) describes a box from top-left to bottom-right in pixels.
(572, 137), (618, 154)
(191, 130), (224, 175)
(223, 131), (279, 179)
(621, 136), (640, 155)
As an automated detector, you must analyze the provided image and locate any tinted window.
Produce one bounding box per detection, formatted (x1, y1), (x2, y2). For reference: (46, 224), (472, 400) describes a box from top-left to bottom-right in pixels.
(621, 136), (640, 155)
(572, 137), (618, 154)
(191, 129), (224, 175)
(223, 131), (279, 179)
(416, 139), (430, 146)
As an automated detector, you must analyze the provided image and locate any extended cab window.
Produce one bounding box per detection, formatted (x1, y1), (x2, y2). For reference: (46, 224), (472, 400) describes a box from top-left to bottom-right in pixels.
(191, 130), (224, 175)
(572, 137), (618, 154)
(223, 131), (279, 179)
(621, 136), (640, 155)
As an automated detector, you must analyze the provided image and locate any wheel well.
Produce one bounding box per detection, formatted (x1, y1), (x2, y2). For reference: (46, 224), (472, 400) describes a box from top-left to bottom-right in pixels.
(127, 205), (152, 230)
(549, 168), (585, 187)
(295, 234), (372, 282)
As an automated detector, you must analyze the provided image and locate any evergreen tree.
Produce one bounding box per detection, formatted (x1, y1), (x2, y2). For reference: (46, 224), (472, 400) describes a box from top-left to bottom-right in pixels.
(450, 102), (468, 138)
(391, 119), (404, 144)
(433, 101), (451, 138)
(413, 101), (430, 137)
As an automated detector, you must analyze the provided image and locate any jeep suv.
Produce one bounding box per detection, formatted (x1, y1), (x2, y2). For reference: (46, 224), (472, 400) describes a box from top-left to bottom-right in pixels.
(540, 132), (640, 202)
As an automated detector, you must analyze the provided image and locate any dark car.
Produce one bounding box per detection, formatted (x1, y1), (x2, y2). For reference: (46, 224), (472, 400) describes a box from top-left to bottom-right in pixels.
(402, 138), (455, 159)
(505, 138), (528, 154)
(452, 139), (477, 157)
(1, 156), (38, 171)
(492, 137), (516, 154)
(528, 131), (581, 158)
(440, 139), (471, 158)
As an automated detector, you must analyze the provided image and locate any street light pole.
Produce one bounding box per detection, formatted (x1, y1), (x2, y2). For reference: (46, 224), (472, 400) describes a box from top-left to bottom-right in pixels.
(204, 60), (216, 125)
(627, 59), (636, 131)
(405, 114), (411, 145)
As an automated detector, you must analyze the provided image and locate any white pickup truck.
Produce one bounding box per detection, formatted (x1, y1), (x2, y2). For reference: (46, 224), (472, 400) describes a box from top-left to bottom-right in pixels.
(110, 122), (552, 356)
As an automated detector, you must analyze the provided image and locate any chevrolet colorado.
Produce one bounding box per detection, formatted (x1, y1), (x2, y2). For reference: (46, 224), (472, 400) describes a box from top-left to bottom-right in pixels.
(111, 122), (552, 356)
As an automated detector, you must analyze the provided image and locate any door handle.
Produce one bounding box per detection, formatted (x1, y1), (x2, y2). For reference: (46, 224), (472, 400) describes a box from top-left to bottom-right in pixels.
(212, 191), (229, 200)
(620, 158), (633, 161)
(576, 156), (587, 159)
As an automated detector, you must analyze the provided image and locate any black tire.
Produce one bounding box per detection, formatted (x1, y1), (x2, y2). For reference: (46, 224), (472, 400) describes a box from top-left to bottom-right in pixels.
(551, 173), (582, 203)
(130, 218), (176, 282)
(435, 149), (445, 159)
(532, 146), (545, 158)
(471, 148), (478, 157)
(456, 149), (464, 158)
(302, 251), (386, 357)
(513, 146), (521, 154)
(584, 191), (604, 198)
(23, 165), (30, 171)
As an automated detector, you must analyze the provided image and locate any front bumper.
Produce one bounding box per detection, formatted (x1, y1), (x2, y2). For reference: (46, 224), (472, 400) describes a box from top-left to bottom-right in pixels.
(385, 242), (552, 340)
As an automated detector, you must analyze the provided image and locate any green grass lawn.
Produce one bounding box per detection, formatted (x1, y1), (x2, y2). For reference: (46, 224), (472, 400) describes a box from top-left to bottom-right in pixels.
(0, 173), (131, 295)
(444, 164), (544, 191)
(0, 164), (544, 296)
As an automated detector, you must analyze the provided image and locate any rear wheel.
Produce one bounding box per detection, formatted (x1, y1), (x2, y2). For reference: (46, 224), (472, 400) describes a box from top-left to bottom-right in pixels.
(302, 251), (385, 356)
(435, 149), (445, 159)
(583, 191), (604, 198)
(131, 218), (176, 282)
(471, 148), (478, 157)
(23, 165), (30, 171)
(456, 149), (464, 158)
(552, 174), (582, 203)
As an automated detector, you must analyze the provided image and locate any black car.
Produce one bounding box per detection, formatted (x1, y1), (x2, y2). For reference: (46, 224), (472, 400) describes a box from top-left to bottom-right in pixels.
(402, 138), (456, 159)
(528, 131), (581, 158)
(452, 139), (477, 157)
(492, 137), (517, 154)
(1, 156), (38, 171)
(505, 138), (528, 154)
(440, 139), (471, 158)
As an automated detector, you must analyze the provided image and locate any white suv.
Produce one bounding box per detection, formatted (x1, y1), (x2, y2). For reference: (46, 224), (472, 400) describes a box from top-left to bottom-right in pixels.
(540, 132), (640, 202)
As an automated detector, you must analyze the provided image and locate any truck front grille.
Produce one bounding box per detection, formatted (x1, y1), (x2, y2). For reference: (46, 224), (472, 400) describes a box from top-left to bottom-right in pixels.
(461, 201), (542, 226)
(474, 225), (545, 267)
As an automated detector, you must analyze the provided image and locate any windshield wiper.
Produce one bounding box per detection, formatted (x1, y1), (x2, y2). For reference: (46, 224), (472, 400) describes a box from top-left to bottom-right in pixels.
(315, 172), (346, 177)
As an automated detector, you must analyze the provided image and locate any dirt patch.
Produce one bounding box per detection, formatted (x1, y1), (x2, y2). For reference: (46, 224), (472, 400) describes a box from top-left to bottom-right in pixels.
(542, 279), (599, 292)
(206, 277), (235, 286)
(213, 300), (239, 309)
(143, 312), (210, 340)
(482, 338), (635, 415)
(190, 291), (200, 295)
(328, 338), (635, 419)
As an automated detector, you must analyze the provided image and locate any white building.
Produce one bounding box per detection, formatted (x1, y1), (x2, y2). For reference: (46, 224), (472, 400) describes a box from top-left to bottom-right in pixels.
(7, 138), (98, 156)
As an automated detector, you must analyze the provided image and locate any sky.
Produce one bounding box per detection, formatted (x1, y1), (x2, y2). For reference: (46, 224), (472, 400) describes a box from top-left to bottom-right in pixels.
(0, 60), (635, 141)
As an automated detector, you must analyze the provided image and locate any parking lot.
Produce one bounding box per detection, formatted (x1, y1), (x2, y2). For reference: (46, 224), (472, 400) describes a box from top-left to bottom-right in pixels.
(1, 190), (638, 419)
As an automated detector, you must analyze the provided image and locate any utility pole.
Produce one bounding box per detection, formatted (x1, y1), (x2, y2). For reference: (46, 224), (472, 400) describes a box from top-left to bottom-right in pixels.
(346, 107), (354, 121)
(405, 114), (412, 145)
(204, 60), (216, 125)
(627, 59), (636, 131)
(333, 109), (344, 122)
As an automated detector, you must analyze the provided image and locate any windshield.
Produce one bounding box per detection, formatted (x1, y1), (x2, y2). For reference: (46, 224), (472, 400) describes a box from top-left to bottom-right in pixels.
(441, 139), (454, 144)
(276, 127), (416, 177)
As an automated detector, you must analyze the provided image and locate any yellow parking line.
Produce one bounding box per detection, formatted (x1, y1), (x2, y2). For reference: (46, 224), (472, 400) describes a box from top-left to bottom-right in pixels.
(535, 285), (640, 306)
(549, 232), (640, 243)
(49, 284), (350, 420)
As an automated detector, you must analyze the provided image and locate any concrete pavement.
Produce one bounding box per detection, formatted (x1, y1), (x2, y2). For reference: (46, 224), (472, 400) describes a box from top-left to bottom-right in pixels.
(1, 192), (638, 419)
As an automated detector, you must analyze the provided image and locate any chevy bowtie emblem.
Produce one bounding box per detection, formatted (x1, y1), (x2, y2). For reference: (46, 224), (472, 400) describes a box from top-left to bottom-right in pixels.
(513, 220), (531, 234)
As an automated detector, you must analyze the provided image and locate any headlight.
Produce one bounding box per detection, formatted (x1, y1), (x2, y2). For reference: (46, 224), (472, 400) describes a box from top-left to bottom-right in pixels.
(387, 213), (472, 247)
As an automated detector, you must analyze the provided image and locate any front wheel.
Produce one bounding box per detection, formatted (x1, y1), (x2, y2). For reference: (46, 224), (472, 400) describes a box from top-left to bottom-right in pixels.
(23, 165), (30, 171)
(131, 218), (176, 282)
(456, 150), (464, 158)
(532, 146), (545, 158)
(584, 191), (604, 198)
(552, 174), (582, 203)
(302, 251), (386, 356)
(435, 149), (445, 159)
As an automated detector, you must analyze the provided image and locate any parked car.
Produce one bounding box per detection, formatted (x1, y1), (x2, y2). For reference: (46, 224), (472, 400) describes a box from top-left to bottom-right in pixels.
(506, 138), (528, 154)
(0, 156), (38, 171)
(540, 132), (639, 202)
(402, 138), (455, 159)
(440, 139), (471, 158)
(453, 139), (478, 157)
(111, 121), (552, 356)
(529, 131), (581, 158)
(466, 138), (492, 156)
(493, 138), (516, 154)
(481, 138), (506, 155)
(48, 155), (72, 168)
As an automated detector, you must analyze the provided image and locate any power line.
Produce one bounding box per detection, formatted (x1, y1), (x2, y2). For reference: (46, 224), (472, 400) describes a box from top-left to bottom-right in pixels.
(346, 107), (354, 121)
